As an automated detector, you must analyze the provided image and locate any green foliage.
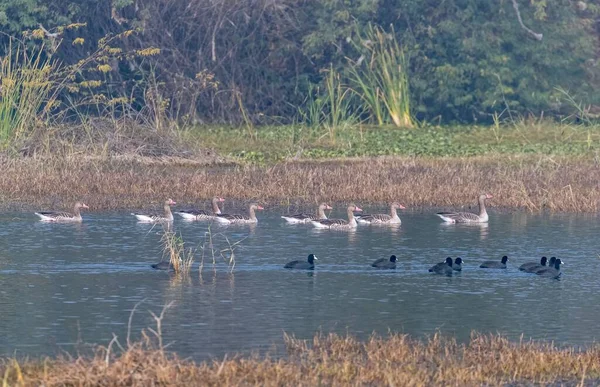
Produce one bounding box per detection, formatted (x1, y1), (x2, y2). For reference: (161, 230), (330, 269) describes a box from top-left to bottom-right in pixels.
(190, 122), (600, 164)
(0, 0), (598, 126)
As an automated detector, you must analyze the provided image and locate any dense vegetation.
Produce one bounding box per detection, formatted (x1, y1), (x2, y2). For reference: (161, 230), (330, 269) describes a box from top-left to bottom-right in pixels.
(0, 0), (598, 131)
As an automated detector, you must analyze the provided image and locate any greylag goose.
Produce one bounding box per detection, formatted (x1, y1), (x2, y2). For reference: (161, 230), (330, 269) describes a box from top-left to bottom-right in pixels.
(436, 193), (493, 223)
(519, 257), (547, 273)
(35, 202), (89, 222)
(536, 259), (563, 279)
(132, 199), (176, 223)
(480, 255), (509, 269)
(281, 203), (332, 224)
(284, 254), (317, 270)
(429, 257), (453, 275)
(175, 197), (225, 220)
(371, 255), (397, 269)
(356, 202), (406, 225)
(310, 205), (362, 229)
(215, 203), (264, 224)
(453, 257), (463, 271)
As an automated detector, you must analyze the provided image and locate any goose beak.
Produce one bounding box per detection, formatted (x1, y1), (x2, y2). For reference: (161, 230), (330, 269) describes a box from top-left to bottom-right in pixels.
(219, 197), (225, 202)
(354, 206), (363, 212)
(257, 205), (264, 210)
(399, 205), (406, 210)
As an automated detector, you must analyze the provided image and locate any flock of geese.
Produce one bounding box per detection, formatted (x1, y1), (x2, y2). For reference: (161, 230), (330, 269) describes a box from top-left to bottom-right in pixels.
(32, 193), (563, 279)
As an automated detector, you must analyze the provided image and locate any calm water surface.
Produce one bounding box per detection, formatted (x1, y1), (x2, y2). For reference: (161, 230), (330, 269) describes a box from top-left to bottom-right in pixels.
(0, 208), (599, 360)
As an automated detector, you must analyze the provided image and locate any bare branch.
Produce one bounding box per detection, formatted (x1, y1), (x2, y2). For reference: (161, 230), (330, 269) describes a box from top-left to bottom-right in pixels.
(511, 0), (543, 41)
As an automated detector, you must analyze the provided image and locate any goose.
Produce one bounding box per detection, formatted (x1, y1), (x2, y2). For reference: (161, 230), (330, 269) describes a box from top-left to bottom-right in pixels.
(519, 257), (547, 273)
(175, 197), (225, 220)
(35, 202), (89, 222)
(281, 203), (332, 224)
(132, 199), (176, 222)
(310, 205), (362, 229)
(436, 193), (493, 223)
(371, 255), (397, 269)
(429, 257), (453, 275)
(215, 203), (264, 224)
(284, 254), (317, 270)
(453, 257), (464, 271)
(356, 202), (406, 225)
(536, 259), (563, 279)
(480, 255), (509, 269)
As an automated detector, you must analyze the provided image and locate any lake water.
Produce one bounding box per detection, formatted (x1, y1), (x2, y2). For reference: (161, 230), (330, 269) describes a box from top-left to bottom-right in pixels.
(0, 208), (599, 360)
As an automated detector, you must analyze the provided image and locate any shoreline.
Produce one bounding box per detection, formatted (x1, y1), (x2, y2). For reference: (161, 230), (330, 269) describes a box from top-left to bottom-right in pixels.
(2, 332), (599, 385)
(0, 154), (598, 213)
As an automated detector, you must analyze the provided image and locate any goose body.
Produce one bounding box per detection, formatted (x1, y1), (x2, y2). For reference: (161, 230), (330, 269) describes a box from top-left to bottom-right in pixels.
(480, 255), (509, 269)
(215, 203), (264, 224)
(35, 202), (89, 222)
(311, 205), (362, 229)
(429, 257), (453, 275)
(436, 194), (493, 223)
(282, 203), (332, 224)
(284, 254), (317, 270)
(519, 257), (547, 273)
(176, 197), (225, 220)
(132, 199), (176, 223)
(356, 202), (405, 225)
(371, 255), (397, 269)
(536, 259), (563, 279)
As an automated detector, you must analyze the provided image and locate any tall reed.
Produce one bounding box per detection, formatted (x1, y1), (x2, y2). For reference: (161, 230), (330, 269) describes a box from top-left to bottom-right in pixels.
(348, 24), (413, 128)
(0, 39), (54, 148)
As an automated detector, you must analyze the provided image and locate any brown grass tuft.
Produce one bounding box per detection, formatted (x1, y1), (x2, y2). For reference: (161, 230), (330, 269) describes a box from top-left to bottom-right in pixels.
(0, 154), (599, 212)
(2, 332), (599, 386)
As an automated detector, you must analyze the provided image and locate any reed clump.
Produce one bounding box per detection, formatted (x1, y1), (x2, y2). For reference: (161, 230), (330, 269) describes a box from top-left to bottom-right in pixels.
(0, 154), (599, 213)
(2, 332), (599, 386)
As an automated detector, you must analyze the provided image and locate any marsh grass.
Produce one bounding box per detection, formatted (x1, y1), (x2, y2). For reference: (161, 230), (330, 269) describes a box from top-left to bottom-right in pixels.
(2, 330), (600, 386)
(349, 24), (413, 128)
(160, 230), (194, 275)
(1, 154), (599, 213)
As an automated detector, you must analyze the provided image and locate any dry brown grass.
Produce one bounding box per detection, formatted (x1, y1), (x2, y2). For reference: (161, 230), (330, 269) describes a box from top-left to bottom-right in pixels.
(2, 332), (599, 386)
(1, 154), (599, 212)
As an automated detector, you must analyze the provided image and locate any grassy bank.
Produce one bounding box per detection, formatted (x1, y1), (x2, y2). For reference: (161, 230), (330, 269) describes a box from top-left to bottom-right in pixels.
(2, 332), (599, 386)
(189, 122), (600, 163)
(0, 153), (598, 212)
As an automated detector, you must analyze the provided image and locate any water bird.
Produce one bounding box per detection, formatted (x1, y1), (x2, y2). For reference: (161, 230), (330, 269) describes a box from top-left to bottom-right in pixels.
(436, 193), (493, 223)
(480, 255), (509, 269)
(35, 202), (89, 222)
(151, 261), (172, 270)
(311, 205), (362, 229)
(355, 202), (406, 225)
(281, 203), (332, 224)
(429, 257), (453, 275)
(453, 257), (464, 271)
(175, 197), (225, 220)
(132, 199), (176, 222)
(215, 203), (264, 224)
(371, 255), (397, 269)
(535, 258), (563, 279)
(284, 254), (317, 270)
(519, 256), (547, 273)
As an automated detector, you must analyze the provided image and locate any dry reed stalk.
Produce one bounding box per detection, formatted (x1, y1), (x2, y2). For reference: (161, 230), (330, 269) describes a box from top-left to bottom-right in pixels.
(2, 332), (600, 386)
(0, 155), (599, 212)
